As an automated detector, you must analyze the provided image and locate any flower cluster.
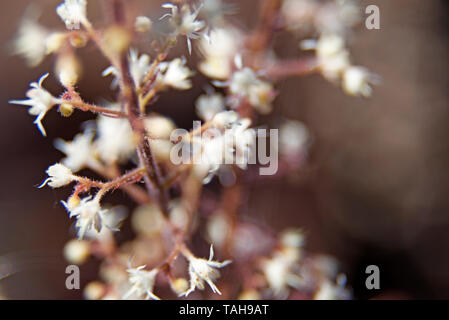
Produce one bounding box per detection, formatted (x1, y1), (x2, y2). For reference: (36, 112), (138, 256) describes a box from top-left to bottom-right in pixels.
(9, 0), (374, 300)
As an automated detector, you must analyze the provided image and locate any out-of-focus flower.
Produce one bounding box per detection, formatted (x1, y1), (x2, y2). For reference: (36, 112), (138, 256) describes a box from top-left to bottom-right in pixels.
(156, 57), (194, 90)
(198, 27), (240, 79)
(9, 73), (60, 136)
(123, 265), (160, 300)
(63, 239), (91, 264)
(54, 131), (97, 172)
(261, 230), (305, 297)
(342, 66), (377, 97)
(302, 34), (378, 95)
(279, 120), (310, 157)
(195, 92), (225, 122)
(314, 274), (351, 300)
(39, 163), (76, 188)
(56, 0), (87, 30)
(181, 245), (231, 296)
(13, 10), (50, 67)
(135, 16), (152, 33)
(227, 67), (275, 114)
(95, 112), (136, 164)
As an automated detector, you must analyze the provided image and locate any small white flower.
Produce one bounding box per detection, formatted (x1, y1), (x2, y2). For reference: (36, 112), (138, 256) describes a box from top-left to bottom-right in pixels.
(279, 120), (310, 157)
(198, 27), (241, 80)
(13, 10), (50, 67)
(211, 110), (239, 128)
(181, 245), (231, 297)
(227, 68), (275, 114)
(162, 3), (206, 54)
(135, 16), (152, 33)
(123, 265), (160, 300)
(54, 131), (96, 172)
(226, 118), (256, 169)
(314, 274), (351, 300)
(95, 112), (136, 164)
(342, 66), (377, 97)
(261, 248), (304, 297)
(56, 0), (87, 30)
(103, 49), (151, 88)
(9, 73), (60, 136)
(83, 205), (127, 240)
(62, 196), (106, 239)
(39, 163), (75, 188)
(195, 92), (225, 122)
(302, 34), (350, 81)
(156, 57), (194, 90)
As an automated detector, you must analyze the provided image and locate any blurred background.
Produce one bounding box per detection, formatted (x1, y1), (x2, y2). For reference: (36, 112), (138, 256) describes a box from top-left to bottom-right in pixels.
(0, 0), (448, 299)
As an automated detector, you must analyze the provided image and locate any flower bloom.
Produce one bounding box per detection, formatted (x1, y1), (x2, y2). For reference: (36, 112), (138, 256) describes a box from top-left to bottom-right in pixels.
(13, 11), (50, 67)
(9, 73), (60, 136)
(162, 3), (206, 54)
(123, 265), (160, 300)
(62, 196), (106, 239)
(181, 245), (231, 296)
(103, 49), (151, 88)
(54, 131), (97, 172)
(156, 57), (194, 90)
(228, 67), (275, 114)
(198, 27), (241, 80)
(39, 163), (76, 188)
(342, 66), (377, 97)
(56, 0), (87, 30)
(95, 112), (136, 164)
(195, 92), (225, 122)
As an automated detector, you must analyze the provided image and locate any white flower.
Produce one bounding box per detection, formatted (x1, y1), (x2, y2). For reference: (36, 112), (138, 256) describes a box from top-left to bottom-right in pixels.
(342, 66), (377, 97)
(314, 274), (351, 300)
(198, 27), (240, 80)
(135, 16), (152, 33)
(195, 92), (225, 122)
(103, 49), (151, 88)
(261, 248), (304, 297)
(9, 73), (60, 136)
(39, 163), (75, 188)
(302, 34), (350, 81)
(226, 118), (256, 169)
(13, 10), (50, 67)
(156, 57), (194, 90)
(181, 245), (231, 297)
(211, 110), (239, 128)
(279, 120), (310, 157)
(162, 3), (205, 54)
(83, 205), (127, 240)
(56, 0), (87, 30)
(123, 265), (160, 300)
(196, 112), (255, 183)
(62, 196), (106, 239)
(55, 131), (96, 172)
(228, 68), (275, 114)
(95, 112), (136, 164)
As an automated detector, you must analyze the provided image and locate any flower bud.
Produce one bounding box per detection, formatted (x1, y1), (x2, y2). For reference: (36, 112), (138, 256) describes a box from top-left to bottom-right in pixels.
(56, 53), (81, 87)
(63, 239), (90, 264)
(84, 281), (105, 300)
(171, 278), (189, 295)
(135, 16), (152, 33)
(59, 103), (74, 117)
(69, 33), (88, 48)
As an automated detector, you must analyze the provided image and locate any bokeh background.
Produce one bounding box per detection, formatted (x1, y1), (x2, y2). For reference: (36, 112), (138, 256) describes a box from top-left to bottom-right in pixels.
(0, 0), (448, 299)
